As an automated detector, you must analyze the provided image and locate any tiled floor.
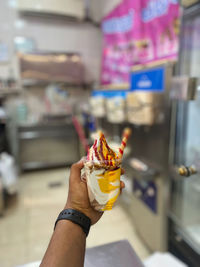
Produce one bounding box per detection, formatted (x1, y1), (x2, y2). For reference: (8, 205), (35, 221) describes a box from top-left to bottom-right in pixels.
(0, 168), (150, 267)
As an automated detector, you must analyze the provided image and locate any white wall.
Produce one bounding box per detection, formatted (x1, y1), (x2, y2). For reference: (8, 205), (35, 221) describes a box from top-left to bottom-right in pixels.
(89, 0), (122, 23)
(0, 0), (102, 82)
(101, 0), (122, 18)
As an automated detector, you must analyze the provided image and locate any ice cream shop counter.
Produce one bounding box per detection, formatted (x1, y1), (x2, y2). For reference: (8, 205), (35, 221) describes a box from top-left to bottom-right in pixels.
(9, 122), (80, 171)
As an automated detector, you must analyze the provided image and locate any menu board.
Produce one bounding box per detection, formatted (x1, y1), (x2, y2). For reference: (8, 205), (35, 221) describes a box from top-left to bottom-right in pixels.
(101, 0), (180, 85)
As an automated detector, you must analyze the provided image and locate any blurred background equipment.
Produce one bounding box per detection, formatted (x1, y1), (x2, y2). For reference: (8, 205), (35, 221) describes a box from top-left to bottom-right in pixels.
(123, 62), (173, 252)
(127, 92), (164, 125)
(106, 92), (126, 123)
(16, 121), (80, 171)
(19, 52), (87, 85)
(4, 49), (92, 171)
(89, 94), (106, 118)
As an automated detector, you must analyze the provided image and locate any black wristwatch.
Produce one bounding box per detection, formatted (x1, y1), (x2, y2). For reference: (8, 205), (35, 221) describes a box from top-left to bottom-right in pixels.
(54, 209), (91, 237)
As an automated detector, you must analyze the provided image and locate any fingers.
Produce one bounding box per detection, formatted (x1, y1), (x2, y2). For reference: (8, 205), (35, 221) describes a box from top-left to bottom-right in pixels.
(120, 180), (125, 189)
(120, 180), (125, 195)
(81, 173), (87, 183)
(121, 168), (125, 175)
(70, 160), (84, 183)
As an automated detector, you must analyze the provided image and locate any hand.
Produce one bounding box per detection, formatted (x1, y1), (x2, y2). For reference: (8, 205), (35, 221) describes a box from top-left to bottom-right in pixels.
(65, 160), (125, 225)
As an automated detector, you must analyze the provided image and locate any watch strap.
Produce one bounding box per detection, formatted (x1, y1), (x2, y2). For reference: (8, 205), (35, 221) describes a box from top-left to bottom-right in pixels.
(54, 209), (91, 237)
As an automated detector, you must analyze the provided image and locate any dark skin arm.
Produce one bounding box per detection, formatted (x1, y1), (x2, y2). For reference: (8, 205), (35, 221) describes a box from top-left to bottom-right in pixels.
(40, 160), (125, 267)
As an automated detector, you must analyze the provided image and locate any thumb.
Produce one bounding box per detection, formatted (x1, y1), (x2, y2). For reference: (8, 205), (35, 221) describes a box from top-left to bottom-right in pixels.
(70, 160), (84, 183)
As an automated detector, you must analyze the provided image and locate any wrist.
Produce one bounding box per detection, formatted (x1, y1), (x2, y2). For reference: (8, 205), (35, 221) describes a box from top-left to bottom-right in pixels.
(55, 209), (91, 237)
(56, 219), (86, 238)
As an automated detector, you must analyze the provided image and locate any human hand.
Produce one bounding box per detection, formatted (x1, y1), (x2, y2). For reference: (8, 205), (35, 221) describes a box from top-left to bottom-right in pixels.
(65, 160), (125, 225)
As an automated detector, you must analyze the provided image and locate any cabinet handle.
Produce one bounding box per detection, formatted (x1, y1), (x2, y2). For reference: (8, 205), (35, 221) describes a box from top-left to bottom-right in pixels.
(178, 165), (197, 177)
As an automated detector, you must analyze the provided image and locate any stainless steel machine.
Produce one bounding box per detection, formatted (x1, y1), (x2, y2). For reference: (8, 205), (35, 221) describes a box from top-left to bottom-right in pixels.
(120, 59), (197, 253)
(17, 122), (80, 171)
(122, 62), (174, 252)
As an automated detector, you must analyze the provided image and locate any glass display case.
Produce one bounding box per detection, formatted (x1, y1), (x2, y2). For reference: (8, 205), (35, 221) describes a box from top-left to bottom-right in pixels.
(169, 3), (200, 266)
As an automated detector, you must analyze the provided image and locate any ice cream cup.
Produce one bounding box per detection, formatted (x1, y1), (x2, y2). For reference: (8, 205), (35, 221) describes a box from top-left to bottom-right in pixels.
(84, 163), (121, 211)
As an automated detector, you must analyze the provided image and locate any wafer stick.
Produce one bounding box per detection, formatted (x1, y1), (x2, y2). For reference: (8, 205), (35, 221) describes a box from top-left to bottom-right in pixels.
(118, 128), (132, 159)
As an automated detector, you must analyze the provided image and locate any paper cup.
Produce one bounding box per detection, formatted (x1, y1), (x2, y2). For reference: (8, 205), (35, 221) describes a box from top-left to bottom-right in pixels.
(85, 164), (121, 211)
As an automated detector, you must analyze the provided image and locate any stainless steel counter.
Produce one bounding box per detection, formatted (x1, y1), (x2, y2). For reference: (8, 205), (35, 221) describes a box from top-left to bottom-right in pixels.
(15, 123), (80, 171)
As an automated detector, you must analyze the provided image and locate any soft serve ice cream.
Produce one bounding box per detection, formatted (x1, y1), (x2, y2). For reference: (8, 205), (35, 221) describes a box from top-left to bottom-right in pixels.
(84, 132), (121, 211)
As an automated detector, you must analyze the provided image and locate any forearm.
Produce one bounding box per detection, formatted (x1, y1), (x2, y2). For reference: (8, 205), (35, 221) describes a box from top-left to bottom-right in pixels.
(40, 220), (86, 267)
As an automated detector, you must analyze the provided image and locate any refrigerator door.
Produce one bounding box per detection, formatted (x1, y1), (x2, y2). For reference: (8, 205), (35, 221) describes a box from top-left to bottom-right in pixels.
(170, 4), (200, 256)
(171, 95), (200, 254)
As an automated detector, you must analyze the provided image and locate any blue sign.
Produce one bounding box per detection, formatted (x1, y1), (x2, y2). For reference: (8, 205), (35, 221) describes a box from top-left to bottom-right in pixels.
(130, 67), (165, 92)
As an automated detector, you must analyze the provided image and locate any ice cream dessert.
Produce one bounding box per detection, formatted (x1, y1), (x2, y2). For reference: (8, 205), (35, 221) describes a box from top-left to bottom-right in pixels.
(86, 132), (121, 170)
(85, 132), (121, 211)
(85, 129), (131, 211)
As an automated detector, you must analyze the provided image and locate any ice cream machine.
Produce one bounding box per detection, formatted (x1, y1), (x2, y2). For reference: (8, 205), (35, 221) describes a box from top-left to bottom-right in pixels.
(123, 62), (197, 252)
(124, 62), (173, 252)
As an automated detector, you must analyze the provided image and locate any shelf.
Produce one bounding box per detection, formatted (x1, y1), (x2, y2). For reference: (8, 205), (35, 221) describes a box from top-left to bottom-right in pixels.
(0, 89), (21, 97)
(20, 11), (100, 28)
(21, 79), (92, 89)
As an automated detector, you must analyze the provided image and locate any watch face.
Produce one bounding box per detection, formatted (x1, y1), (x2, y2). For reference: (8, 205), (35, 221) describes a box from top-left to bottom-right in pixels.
(181, 0), (199, 7)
